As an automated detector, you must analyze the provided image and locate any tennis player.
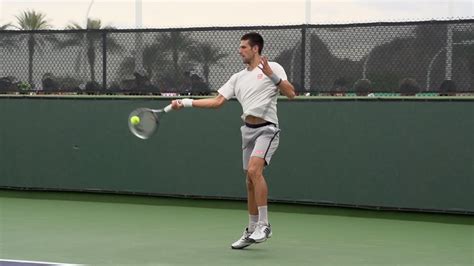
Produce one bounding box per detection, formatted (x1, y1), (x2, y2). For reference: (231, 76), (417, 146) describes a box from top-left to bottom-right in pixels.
(171, 32), (295, 249)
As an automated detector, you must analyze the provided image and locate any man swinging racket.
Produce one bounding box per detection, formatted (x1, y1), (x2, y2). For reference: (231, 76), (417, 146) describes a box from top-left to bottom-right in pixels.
(171, 32), (295, 249)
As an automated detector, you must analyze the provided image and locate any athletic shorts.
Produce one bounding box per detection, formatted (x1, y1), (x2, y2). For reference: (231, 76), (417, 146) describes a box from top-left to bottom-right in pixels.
(241, 121), (281, 170)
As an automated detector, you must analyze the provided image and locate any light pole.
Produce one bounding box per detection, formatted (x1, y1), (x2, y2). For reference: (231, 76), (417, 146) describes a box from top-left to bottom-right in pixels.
(445, 0), (454, 80)
(79, 0), (95, 81)
(305, 0), (311, 24)
(135, 0), (144, 74)
(303, 0), (312, 92)
(85, 0), (95, 28)
(362, 51), (371, 80)
(445, 24), (453, 80)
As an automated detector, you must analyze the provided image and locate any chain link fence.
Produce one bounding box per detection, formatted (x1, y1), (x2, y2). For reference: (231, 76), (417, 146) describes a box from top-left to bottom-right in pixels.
(1, 19), (473, 95)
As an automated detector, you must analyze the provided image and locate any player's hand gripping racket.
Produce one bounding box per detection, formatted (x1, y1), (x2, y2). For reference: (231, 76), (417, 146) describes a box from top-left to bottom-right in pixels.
(128, 104), (173, 139)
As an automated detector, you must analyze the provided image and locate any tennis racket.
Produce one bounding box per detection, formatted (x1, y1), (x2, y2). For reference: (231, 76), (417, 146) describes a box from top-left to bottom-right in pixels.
(128, 104), (173, 139)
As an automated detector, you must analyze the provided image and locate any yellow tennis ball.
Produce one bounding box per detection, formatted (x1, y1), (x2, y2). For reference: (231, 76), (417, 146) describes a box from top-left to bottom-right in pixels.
(130, 115), (140, 125)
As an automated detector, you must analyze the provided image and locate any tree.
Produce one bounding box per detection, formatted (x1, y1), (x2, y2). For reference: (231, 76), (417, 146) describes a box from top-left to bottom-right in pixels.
(453, 29), (474, 90)
(275, 46), (304, 91)
(365, 24), (450, 91)
(0, 23), (16, 51)
(13, 10), (54, 87)
(310, 33), (357, 92)
(187, 42), (227, 83)
(118, 42), (171, 88)
(156, 31), (195, 85)
(59, 18), (122, 84)
(0, 23), (11, 30)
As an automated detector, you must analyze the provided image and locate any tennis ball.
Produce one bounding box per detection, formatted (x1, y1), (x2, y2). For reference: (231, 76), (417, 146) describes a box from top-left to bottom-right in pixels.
(130, 115), (140, 125)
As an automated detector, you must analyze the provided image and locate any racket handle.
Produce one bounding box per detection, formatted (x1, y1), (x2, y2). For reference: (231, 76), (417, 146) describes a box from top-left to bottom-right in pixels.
(163, 104), (173, 113)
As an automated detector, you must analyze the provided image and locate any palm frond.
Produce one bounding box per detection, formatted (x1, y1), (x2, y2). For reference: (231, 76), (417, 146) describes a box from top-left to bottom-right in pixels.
(87, 18), (102, 30)
(59, 18), (122, 82)
(106, 38), (123, 53)
(1, 23), (12, 30)
(66, 22), (83, 30)
(15, 10), (51, 30)
(0, 38), (17, 50)
(189, 42), (228, 64)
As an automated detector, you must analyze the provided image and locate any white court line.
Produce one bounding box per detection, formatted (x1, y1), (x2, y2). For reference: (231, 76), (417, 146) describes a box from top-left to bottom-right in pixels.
(0, 259), (83, 265)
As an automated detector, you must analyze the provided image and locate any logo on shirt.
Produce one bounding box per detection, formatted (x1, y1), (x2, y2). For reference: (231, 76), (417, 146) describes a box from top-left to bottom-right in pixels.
(257, 73), (263, 80)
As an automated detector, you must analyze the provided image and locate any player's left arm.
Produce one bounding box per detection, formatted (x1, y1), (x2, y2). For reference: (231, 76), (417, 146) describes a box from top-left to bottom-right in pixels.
(259, 56), (296, 99)
(277, 80), (296, 99)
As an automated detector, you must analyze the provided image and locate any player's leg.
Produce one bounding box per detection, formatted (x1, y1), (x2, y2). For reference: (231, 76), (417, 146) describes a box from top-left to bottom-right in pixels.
(246, 157), (268, 211)
(230, 172), (259, 249)
(246, 173), (259, 230)
(247, 125), (280, 243)
(231, 128), (257, 249)
(246, 157), (272, 243)
(246, 172), (258, 216)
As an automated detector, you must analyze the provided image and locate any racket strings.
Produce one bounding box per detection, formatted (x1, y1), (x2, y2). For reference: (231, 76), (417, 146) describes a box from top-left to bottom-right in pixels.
(129, 109), (161, 139)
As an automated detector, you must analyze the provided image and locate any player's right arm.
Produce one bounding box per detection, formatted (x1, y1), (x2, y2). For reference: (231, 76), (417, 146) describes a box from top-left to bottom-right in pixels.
(171, 73), (237, 110)
(171, 94), (227, 110)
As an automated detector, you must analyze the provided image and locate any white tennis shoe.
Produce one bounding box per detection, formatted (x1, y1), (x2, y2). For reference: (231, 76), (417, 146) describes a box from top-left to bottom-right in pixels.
(248, 222), (272, 243)
(231, 227), (254, 249)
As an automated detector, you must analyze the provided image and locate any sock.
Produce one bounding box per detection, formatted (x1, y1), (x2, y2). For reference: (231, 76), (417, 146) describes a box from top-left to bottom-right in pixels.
(257, 206), (268, 225)
(248, 215), (258, 232)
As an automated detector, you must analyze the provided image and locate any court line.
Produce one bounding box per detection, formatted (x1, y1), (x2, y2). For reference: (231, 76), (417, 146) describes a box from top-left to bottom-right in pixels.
(0, 259), (83, 266)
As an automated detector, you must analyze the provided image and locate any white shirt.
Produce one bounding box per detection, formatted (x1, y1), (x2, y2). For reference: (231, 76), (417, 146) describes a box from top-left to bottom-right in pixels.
(218, 62), (287, 125)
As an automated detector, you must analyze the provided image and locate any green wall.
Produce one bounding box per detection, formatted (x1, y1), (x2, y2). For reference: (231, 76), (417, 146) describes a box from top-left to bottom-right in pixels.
(1, 96), (473, 213)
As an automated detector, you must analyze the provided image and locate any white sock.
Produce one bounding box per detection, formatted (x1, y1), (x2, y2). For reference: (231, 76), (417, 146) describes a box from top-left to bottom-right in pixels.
(248, 215), (258, 232)
(257, 206), (268, 225)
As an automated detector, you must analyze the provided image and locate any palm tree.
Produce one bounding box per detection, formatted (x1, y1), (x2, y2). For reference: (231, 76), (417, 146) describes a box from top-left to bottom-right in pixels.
(118, 42), (171, 82)
(187, 42), (227, 83)
(275, 47), (297, 82)
(13, 10), (53, 87)
(59, 18), (122, 84)
(0, 23), (16, 51)
(1, 23), (11, 30)
(157, 32), (195, 78)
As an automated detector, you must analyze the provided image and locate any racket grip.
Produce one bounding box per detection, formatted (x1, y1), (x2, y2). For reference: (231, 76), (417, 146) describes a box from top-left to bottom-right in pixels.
(163, 104), (173, 113)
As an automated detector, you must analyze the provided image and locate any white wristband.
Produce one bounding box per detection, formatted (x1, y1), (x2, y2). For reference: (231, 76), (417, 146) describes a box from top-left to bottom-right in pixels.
(181, 98), (194, 108)
(269, 73), (282, 86)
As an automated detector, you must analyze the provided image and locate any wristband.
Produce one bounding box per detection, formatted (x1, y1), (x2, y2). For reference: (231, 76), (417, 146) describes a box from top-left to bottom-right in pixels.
(181, 98), (194, 108)
(269, 73), (282, 86)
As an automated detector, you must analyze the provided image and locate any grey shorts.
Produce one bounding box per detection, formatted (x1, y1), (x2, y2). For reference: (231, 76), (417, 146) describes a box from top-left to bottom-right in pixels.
(241, 122), (281, 170)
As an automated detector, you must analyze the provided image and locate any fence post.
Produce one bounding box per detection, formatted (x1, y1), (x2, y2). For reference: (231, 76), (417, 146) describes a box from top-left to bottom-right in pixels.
(102, 31), (107, 90)
(301, 25), (307, 92)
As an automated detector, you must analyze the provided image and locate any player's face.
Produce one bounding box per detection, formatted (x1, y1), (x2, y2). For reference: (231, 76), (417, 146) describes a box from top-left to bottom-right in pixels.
(239, 40), (258, 64)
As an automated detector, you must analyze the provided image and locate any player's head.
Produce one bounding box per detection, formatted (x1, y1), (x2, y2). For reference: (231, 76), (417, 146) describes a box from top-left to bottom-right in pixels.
(239, 32), (264, 64)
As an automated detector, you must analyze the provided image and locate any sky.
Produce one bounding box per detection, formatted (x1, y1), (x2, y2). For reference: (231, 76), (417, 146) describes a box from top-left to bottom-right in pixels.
(0, 0), (473, 29)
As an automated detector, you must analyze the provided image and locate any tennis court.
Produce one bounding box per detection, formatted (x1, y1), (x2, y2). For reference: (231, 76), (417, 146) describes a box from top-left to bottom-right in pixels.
(1, 8), (473, 266)
(1, 189), (472, 266)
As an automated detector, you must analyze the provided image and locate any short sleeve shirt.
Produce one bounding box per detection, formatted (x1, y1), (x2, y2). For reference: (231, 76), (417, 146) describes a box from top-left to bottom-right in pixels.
(218, 62), (287, 125)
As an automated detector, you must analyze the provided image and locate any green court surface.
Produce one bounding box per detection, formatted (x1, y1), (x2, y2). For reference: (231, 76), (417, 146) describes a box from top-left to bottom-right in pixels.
(0, 190), (472, 266)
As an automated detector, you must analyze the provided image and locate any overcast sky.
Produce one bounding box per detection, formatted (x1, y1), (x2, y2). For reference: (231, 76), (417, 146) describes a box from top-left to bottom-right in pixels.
(1, 0), (473, 29)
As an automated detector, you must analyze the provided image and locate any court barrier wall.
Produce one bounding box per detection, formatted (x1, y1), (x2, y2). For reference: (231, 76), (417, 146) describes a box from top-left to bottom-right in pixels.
(0, 96), (473, 214)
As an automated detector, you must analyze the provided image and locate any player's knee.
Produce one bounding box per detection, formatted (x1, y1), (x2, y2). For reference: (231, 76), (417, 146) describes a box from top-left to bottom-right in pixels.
(246, 177), (254, 189)
(246, 166), (262, 181)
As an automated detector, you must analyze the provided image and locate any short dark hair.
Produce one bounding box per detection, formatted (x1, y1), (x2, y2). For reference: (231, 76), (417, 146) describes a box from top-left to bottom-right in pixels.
(241, 32), (264, 54)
